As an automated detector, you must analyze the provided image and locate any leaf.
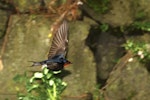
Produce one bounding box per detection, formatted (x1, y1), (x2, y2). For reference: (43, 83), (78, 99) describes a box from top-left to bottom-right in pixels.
(27, 84), (39, 92)
(46, 73), (53, 79)
(34, 72), (43, 78)
(100, 24), (109, 32)
(43, 67), (49, 75)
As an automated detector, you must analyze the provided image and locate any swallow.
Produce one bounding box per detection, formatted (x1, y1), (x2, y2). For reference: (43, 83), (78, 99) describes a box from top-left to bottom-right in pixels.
(31, 20), (71, 71)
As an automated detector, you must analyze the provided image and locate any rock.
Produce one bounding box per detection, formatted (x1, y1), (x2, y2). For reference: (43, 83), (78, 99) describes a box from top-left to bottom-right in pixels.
(104, 33), (150, 100)
(86, 26), (125, 85)
(100, 0), (134, 26)
(13, 0), (41, 12)
(0, 15), (97, 100)
(105, 58), (150, 100)
(62, 17), (97, 98)
(0, 10), (9, 38)
(0, 15), (51, 100)
(82, 0), (150, 27)
(131, 0), (150, 20)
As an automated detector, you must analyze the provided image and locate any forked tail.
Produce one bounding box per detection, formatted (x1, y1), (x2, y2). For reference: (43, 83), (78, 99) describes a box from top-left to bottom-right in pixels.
(28, 61), (42, 67)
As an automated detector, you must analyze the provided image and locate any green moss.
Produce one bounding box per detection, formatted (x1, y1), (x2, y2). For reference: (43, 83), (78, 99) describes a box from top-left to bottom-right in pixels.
(86, 0), (110, 13)
(135, 11), (146, 21)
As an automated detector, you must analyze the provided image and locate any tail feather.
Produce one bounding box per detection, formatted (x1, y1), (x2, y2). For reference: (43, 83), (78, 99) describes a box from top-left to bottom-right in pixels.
(28, 61), (42, 67)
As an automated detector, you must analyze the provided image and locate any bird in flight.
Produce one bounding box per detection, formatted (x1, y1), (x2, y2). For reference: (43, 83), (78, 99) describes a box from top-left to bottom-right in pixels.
(31, 20), (71, 71)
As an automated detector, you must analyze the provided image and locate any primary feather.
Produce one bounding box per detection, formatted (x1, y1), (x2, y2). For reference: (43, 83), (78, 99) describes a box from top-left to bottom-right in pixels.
(48, 20), (68, 59)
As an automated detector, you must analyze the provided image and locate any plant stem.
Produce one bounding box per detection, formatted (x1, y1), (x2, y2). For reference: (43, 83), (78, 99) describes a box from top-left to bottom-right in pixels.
(53, 83), (57, 99)
(47, 89), (55, 100)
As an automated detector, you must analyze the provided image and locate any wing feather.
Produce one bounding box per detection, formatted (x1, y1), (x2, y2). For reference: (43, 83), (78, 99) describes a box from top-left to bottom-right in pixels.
(48, 20), (68, 59)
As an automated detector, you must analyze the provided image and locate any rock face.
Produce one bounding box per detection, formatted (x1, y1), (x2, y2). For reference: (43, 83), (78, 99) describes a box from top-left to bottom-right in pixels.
(82, 0), (150, 27)
(13, 0), (41, 12)
(86, 27), (125, 85)
(0, 16), (97, 99)
(0, 15), (51, 99)
(101, 0), (134, 26)
(63, 17), (97, 98)
(105, 58), (150, 100)
(0, 10), (9, 38)
(104, 33), (150, 100)
(0, 0), (150, 100)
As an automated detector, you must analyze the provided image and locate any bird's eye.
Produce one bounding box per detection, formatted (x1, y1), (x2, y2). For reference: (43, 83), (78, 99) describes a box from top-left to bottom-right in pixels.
(59, 58), (64, 61)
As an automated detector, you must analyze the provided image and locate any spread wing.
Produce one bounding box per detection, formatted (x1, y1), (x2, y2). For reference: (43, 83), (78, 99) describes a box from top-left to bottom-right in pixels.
(48, 20), (69, 59)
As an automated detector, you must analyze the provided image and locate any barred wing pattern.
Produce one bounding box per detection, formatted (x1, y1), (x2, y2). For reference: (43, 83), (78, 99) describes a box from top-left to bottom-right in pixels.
(48, 20), (68, 59)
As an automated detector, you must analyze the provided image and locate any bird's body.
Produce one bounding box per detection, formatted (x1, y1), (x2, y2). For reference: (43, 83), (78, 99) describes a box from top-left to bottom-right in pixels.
(31, 20), (71, 71)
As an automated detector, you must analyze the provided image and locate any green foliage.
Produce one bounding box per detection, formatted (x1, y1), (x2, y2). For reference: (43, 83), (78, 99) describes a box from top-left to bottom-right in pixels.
(123, 40), (150, 63)
(123, 40), (145, 52)
(120, 21), (150, 33)
(135, 11), (146, 21)
(93, 84), (104, 100)
(14, 67), (67, 100)
(100, 23), (109, 32)
(86, 0), (110, 13)
(132, 21), (150, 32)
